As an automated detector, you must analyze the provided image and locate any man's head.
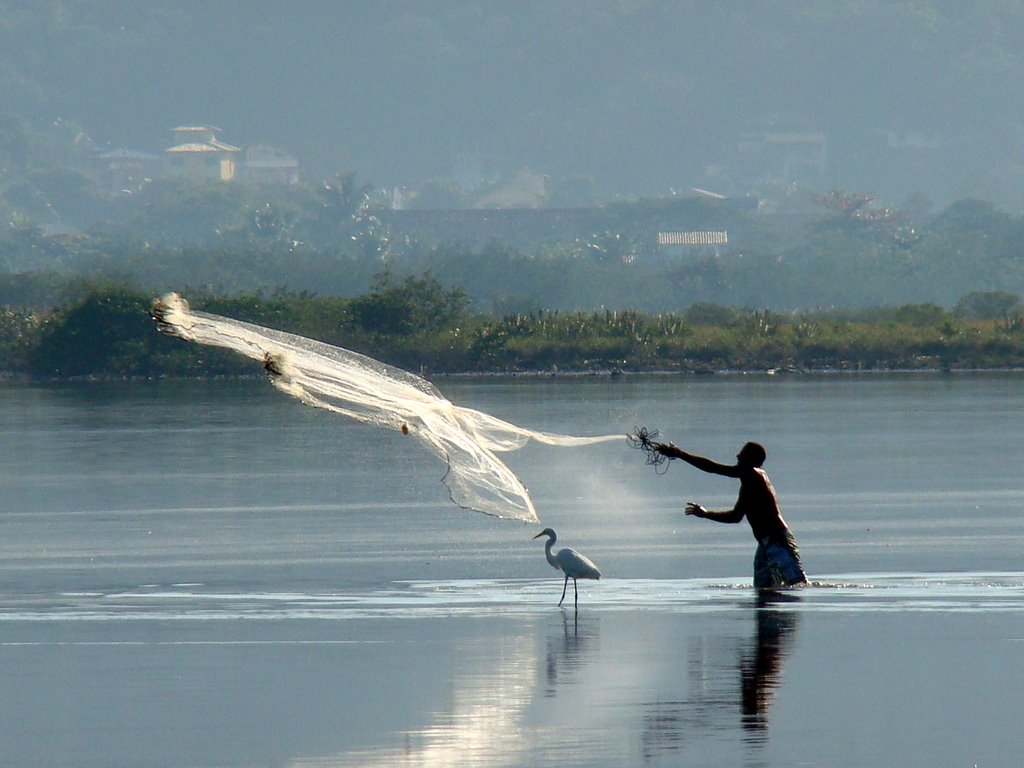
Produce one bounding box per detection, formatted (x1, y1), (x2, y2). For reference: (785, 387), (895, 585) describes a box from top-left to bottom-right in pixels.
(737, 441), (766, 468)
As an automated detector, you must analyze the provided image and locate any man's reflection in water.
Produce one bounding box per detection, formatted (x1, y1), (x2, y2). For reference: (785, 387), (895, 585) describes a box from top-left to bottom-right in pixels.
(641, 597), (800, 759)
(741, 596), (800, 741)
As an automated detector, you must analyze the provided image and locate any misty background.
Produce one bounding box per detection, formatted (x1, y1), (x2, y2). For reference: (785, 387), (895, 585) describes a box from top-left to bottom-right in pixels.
(6, 0), (1024, 207)
(2, 1), (1024, 315)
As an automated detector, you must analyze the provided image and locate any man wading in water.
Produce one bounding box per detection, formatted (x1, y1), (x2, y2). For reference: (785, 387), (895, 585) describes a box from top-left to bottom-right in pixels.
(653, 440), (808, 590)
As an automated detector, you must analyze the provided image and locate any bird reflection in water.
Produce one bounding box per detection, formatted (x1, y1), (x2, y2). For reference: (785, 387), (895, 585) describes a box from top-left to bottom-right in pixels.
(641, 595), (801, 759)
(544, 610), (600, 697)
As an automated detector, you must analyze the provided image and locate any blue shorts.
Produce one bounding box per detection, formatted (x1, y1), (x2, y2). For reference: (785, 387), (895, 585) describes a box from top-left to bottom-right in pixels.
(753, 530), (807, 590)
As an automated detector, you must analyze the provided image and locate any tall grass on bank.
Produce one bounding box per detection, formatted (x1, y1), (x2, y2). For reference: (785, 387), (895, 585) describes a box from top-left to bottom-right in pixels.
(4, 286), (1024, 379)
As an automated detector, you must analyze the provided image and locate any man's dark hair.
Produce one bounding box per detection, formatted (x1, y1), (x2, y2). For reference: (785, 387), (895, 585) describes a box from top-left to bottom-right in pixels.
(742, 441), (767, 467)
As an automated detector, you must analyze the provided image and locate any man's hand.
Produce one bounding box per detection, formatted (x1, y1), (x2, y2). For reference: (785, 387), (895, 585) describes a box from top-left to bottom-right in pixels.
(685, 502), (706, 517)
(654, 442), (679, 457)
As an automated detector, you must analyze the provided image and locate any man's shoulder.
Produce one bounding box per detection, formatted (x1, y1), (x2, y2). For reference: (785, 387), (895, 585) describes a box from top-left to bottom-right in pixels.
(744, 467), (772, 485)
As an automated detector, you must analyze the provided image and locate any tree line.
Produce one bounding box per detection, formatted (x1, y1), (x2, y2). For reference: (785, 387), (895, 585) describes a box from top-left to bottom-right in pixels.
(5, 280), (1023, 380)
(3, 179), (1024, 315)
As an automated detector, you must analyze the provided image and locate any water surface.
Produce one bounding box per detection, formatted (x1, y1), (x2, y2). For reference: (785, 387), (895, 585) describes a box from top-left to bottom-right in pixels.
(1, 374), (1022, 767)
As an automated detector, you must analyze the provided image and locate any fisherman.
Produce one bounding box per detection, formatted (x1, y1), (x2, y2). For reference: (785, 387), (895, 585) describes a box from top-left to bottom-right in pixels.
(653, 440), (807, 590)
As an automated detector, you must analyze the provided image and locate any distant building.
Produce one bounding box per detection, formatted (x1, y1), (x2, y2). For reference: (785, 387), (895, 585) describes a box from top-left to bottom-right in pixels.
(165, 125), (240, 182)
(735, 131), (827, 187)
(93, 125), (301, 192)
(473, 168), (549, 209)
(657, 230), (729, 258)
(691, 187), (761, 213)
(377, 207), (596, 251)
(378, 198), (744, 257)
(239, 144), (300, 185)
(94, 147), (162, 194)
(657, 230), (729, 247)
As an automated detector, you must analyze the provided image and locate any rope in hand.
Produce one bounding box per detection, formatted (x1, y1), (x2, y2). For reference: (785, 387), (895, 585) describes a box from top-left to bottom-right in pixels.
(627, 425), (671, 473)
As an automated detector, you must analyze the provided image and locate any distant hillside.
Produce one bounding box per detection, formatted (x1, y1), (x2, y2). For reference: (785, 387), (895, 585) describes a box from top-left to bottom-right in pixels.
(2, 1), (1024, 206)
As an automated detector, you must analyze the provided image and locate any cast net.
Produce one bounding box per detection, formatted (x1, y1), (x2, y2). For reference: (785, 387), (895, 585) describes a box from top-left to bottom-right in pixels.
(627, 425), (671, 473)
(152, 293), (622, 523)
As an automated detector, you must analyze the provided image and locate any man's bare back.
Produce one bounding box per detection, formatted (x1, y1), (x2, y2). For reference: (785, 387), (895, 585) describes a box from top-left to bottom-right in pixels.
(654, 440), (807, 590)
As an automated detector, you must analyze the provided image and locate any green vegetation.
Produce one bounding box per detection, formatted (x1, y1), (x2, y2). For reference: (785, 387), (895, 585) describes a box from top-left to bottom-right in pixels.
(5, 283), (1023, 380)
(3, 188), (1024, 314)
(4, 6), (1024, 376)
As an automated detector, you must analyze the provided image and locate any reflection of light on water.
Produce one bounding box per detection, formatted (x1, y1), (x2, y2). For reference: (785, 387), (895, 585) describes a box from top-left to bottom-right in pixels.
(290, 616), (601, 768)
(296, 638), (536, 768)
(5, 572), (1022, 766)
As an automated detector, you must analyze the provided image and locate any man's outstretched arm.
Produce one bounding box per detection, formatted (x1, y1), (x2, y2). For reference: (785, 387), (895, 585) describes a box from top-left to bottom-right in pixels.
(686, 502), (745, 524)
(655, 443), (741, 477)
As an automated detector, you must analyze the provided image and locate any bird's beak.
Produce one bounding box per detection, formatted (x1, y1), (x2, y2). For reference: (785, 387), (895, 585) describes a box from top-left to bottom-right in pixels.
(531, 531), (544, 539)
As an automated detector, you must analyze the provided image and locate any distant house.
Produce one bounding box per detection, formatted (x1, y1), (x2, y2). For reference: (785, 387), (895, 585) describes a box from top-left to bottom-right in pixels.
(239, 144), (300, 185)
(94, 147), (162, 194)
(657, 230), (729, 256)
(379, 188), (746, 255)
(473, 168), (549, 209)
(735, 131), (827, 187)
(165, 125), (240, 182)
(377, 207), (596, 252)
(657, 230), (729, 247)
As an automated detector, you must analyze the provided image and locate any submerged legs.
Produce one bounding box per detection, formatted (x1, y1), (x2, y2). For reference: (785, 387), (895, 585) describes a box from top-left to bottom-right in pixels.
(559, 575), (569, 606)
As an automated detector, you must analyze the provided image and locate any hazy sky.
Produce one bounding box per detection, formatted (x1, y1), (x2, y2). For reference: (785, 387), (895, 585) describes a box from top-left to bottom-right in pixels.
(8, 1), (1024, 207)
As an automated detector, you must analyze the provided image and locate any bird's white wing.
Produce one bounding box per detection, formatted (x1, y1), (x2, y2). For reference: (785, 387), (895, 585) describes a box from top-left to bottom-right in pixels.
(556, 548), (602, 579)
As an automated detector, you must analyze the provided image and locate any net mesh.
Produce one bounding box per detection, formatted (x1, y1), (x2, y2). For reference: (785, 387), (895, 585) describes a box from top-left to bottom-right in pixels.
(627, 425), (671, 473)
(152, 293), (621, 523)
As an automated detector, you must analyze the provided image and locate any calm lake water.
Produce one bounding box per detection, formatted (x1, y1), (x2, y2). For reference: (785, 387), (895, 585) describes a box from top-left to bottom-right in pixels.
(1, 373), (1023, 767)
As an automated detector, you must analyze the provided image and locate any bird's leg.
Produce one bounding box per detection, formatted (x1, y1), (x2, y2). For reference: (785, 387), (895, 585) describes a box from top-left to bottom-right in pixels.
(573, 578), (579, 610)
(559, 574), (569, 606)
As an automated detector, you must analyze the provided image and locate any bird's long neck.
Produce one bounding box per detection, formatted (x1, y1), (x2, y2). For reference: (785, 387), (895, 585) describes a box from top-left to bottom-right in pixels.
(544, 537), (559, 569)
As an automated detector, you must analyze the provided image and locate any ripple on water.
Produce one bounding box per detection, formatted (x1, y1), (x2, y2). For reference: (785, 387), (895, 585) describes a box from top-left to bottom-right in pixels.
(1, 572), (1021, 625)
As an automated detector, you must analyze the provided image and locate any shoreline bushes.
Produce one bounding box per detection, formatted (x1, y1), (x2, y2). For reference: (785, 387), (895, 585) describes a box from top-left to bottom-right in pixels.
(5, 283), (1024, 380)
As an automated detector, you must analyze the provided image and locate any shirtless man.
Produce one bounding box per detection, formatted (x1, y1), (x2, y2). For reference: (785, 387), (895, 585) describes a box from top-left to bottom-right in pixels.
(654, 440), (807, 590)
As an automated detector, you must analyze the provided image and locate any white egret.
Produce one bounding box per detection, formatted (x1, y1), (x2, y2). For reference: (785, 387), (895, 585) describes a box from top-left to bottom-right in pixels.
(532, 528), (601, 609)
